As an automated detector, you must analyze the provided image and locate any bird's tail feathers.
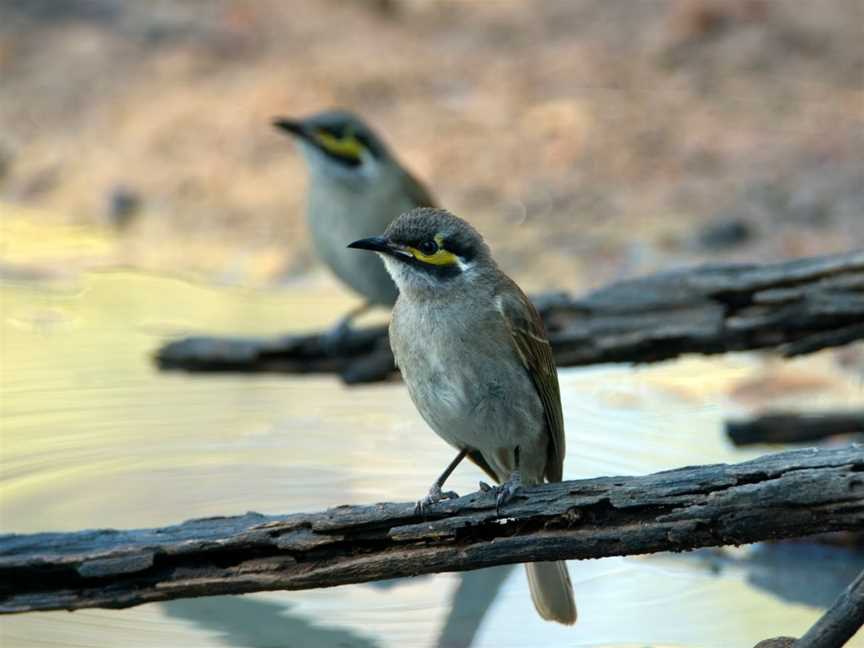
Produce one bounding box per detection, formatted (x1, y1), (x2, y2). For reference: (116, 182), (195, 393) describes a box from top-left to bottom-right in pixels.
(525, 560), (577, 625)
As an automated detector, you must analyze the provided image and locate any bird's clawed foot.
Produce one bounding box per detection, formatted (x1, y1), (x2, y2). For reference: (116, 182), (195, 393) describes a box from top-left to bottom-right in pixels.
(414, 483), (459, 516)
(490, 471), (522, 515)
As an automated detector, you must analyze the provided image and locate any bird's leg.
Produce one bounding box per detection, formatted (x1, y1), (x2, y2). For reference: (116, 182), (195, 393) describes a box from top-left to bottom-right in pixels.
(415, 448), (468, 515)
(495, 446), (522, 515)
(322, 302), (373, 353)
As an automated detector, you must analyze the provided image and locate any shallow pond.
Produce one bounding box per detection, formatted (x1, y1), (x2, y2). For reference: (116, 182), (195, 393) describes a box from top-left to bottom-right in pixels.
(1, 231), (862, 647)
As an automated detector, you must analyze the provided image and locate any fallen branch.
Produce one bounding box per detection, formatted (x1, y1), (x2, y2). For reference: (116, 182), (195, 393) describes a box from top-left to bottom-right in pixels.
(794, 566), (864, 648)
(727, 411), (864, 446)
(1, 445), (861, 614)
(154, 250), (864, 382)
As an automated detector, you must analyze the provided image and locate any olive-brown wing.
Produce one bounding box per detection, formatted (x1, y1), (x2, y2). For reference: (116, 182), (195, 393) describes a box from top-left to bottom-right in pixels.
(496, 278), (565, 482)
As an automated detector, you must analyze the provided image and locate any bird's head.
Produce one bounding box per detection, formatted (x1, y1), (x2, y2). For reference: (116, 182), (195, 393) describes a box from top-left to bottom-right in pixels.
(273, 110), (391, 182)
(348, 208), (492, 296)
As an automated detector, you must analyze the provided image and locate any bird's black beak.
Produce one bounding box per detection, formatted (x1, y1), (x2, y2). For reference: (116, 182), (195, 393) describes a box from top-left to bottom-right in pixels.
(348, 236), (411, 259)
(272, 117), (307, 139)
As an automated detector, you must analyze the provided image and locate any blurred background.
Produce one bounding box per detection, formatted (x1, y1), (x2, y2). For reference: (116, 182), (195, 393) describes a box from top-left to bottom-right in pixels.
(1, 1), (862, 647)
(3, 0), (863, 288)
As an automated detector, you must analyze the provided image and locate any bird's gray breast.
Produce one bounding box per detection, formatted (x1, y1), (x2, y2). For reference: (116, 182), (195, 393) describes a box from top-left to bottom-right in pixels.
(391, 298), (546, 460)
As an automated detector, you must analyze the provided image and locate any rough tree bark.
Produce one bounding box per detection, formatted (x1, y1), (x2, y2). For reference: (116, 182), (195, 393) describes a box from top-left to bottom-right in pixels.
(154, 250), (864, 383)
(2, 445), (861, 615)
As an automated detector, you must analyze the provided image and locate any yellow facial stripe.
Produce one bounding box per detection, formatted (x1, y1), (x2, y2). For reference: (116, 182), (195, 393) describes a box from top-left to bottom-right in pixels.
(408, 247), (459, 265)
(313, 130), (364, 159)
(408, 236), (458, 266)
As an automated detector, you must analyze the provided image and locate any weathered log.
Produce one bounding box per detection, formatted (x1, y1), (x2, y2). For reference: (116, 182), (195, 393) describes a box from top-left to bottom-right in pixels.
(154, 250), (864, 383)
(1, 445), (861, 614)
(793, 566), (864, 648)
(727, 411), (864, 446)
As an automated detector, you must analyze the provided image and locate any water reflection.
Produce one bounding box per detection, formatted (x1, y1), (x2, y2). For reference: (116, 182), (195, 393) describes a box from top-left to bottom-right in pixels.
(435, 566), (515, 648)
(661, 544), (864, 610)
(163, 596), (381, 648)
(1, 264), (862, 647)
(159, 567), (514, 648)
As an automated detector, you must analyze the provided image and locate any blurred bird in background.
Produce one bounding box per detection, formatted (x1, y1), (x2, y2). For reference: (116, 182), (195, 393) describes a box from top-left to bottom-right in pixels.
(273, 110), (436, 342)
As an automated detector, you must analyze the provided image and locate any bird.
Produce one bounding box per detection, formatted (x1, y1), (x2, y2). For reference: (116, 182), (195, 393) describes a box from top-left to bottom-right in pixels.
(347, 207), (577, 625)
(272, 110), (436, 338)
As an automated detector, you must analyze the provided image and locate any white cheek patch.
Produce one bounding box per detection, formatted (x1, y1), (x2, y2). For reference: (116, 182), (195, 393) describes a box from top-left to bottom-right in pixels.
(378, 254), (399, 279)
(380, 255), (433, 292)
(379, 252), (473, 295)
(358, 151), (382, 179)
(456, 256), (474, 272)
(379, 255), (410, 286)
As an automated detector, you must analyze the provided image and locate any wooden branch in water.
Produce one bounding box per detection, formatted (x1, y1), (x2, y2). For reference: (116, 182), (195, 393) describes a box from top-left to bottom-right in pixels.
(153, 250), (864, 383)
(727, 411), (864, 446)
(1, 445), (861, 614)
(793, 566), (864, 648)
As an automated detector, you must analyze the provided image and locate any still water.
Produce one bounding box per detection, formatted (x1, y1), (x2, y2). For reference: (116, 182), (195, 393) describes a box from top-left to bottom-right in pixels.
(1, 227), (862, 646)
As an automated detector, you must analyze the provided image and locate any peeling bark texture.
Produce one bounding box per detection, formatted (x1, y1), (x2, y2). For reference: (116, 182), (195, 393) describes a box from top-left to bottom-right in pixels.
(727, 411), (864, 446)
(1, 445), (862, 615)
(793, 567), (864, 648)
(153, 250), (864, 383)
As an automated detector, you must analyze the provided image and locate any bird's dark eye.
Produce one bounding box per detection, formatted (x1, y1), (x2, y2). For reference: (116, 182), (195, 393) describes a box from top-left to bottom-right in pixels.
(417, 240), (438, 255)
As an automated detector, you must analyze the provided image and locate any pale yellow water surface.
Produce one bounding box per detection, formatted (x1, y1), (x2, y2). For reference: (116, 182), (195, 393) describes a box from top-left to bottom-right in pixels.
(1, 216), (862, 647)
